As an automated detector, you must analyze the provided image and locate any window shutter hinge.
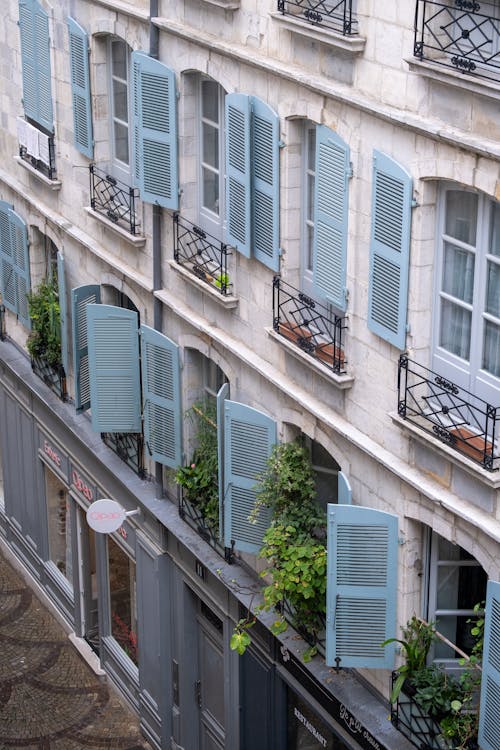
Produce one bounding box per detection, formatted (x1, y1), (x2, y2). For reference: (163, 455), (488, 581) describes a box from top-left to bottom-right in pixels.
(278, 247), (283, 256)
(411, 197), (418, 208)
(176, 91), (180, 99)
(347, 163), (353, 178)
(278, 139), (286, 149)
(405, 323), (411, 334)
(398, 536), (406, 545)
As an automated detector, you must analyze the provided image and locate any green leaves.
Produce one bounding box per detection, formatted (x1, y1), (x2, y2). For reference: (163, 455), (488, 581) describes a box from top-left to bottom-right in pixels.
(27, 276), (62, 367)
(230, 630), (252, 655)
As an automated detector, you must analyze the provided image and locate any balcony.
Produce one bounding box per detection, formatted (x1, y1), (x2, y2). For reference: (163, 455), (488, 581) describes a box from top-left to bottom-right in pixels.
(398, 355), (499, 471)
(414, 0), (500, 83)
(273, 277), (347, 374)
(16, 117), (57, 180)
(173, 213), (233, 296)
(277, 0), (356, 35)
(89, 165), (140, 236)
(31, 358), (66, 401)
(102, 431), (145, 479)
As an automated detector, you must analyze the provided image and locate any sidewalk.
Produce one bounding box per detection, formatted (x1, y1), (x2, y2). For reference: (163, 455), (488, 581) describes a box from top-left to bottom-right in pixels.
(0, 548), (152, 750)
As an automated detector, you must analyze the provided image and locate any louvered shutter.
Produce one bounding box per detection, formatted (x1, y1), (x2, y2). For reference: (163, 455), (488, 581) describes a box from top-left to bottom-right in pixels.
(337, 471), (352, 505)
(9, 210), (31, 328)
(131, 54), (142, 188)
(71, 284), (101, 412)
(86, 305), (141, 433)
(368, 151), (413, 350)
(56, 253), (69, 376)
(140, 325), (181, 467)
(251, 98), (280, 272)
(223, 400), (276, 553)
(0, 201), (15, 315)
(326, 504), (398, 669)
(19, 0), (53, 132)
(225, 93), (251, 257)
(132, 51), (178, 209)
(67, 17), (93, 159)
(478, 580), (500, 750)
(216, 382), (230, 541)
(313, 126), (350, 311)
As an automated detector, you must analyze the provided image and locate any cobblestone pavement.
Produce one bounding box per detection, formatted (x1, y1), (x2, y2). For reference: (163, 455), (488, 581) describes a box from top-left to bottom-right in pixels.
(0, 549), (152, 750)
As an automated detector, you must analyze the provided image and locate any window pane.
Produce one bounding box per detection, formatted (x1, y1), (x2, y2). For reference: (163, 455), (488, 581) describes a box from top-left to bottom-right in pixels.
(45, 470), (72, 586)
(113, 79), (128, 123)
(108, 537), (138, 666)
(307, 127), (316, 170)
(202, 79), (219, 123)
(491, 201), (500, 257)
(440, 298), (471, 360)
(112, 40), (127, 80)
(483, 320), (500, 377)
(307, 173), (315, 223)
(434, 615), (480, 659)
(114, 122), (129, 164)
(445, 191), (478, 245)
(486, 260), (500, 318)
(442, 242), (475, 303)
(438, 537), (473, 561)
(306, 224), (314, 272)
(203, 123), (219, 170)
(202, 168), (219, 215)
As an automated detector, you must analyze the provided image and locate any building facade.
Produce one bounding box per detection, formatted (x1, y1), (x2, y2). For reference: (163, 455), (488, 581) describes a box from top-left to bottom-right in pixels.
(0, 1), (499, 749)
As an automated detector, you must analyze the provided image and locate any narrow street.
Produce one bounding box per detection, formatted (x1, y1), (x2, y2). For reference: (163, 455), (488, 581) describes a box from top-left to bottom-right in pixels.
(0, 548), (151, 750)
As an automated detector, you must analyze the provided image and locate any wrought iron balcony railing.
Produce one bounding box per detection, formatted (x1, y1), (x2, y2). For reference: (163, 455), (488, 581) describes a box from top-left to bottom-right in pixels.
(277, 0), (356, 35)
(178, 489), (233, 562)
(414, 0), (500, 82)
(391, 672), (447, 750)
(17, 117), (57, 180)
(398, 355), (499, 471)
(89, 165), (140, 235)
(173, 213), (232, 296)
(102, 432), (145, 478)
(31, 358), (67, 401)
(273, 277), (347, 373)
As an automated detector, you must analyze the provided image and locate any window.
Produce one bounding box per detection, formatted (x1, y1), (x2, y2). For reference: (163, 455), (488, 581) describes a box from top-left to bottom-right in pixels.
(108, 536), (138, 666)
(108, 38), (132, 183)
(433, 186), (500, 405)
(425, 531), (487, 668)
(199, 77), (226, 240)
(45, 468), (72, 586)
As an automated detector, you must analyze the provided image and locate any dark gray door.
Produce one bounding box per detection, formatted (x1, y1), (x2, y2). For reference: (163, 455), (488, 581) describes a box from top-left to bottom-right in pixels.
(76, 506), (99, 652)
(197, 602), (225, 750)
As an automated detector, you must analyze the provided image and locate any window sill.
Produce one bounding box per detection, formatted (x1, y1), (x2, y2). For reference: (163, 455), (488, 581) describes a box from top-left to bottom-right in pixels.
(14, 156), (61, 190)
(267, 327), (354, 390)
(168, 260), (239, 309)
(391, 412), (500, 489)
(199, 0), (240, 7)
(406, 58), (500, 102)
(270, 12), (365, 55)
(85, 207), (146, 248)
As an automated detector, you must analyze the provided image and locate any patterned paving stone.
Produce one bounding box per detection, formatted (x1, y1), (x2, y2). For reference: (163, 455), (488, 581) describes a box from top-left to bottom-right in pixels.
(0, 550), (151, 750)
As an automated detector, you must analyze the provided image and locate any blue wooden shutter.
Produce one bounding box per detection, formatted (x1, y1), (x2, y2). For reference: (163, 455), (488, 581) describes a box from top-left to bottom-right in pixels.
(131, 54), (142, 188)
(225, 93), (251, 257)
(67, 17), (93, 159)
(0, 201), (16, 315)
(132, 51), (178, 209)
(223, 400), (276, 553)
(251, 97), (280, 272)
(56, 253), (69, 376)
(71, 284), (101, 412)
(478, 580), (500, 750)
(140, 325), (181, 467)
(217, 382), (230, 541)
(86, 305), (141, 433)
(368, 151), (413, 350)
(9, 209), (31, 328)
(19, 0), (53, 132)
(313, 126), (350, 311)
(326, 504), (398, 669)
(337, 471), (352, 505)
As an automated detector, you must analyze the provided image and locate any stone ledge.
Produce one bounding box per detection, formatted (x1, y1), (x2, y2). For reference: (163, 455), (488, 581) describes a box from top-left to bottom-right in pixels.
(168, 259), (239, 309)
(201, 0), (240, 8)
(14, 156), (62, 190)
(270, 12), (366, 54)
(405, 58), (500, 102)
(84, 207), (146, 248)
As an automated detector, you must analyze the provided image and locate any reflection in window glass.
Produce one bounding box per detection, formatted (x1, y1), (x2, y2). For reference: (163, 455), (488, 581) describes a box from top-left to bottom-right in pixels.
(439, 299), (471, 361)
(108, 536), (137, 665)
(445, 191), (477, 245)
(45, 468), (73, 586)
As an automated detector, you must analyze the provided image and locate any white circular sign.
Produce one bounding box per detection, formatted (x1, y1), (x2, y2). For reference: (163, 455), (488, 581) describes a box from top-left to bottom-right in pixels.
(86, 498), (126, 534)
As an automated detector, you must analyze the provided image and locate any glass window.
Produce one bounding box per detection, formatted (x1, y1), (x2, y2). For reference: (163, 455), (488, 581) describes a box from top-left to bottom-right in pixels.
(302, 124), (316, 287)
(45, 468), (72, 585)
(199, 77), (225, 238)
(109, 39), (130, 178)
(108, 536), (138, 666)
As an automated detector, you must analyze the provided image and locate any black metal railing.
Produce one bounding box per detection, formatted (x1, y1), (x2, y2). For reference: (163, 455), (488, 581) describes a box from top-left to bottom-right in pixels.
(391, 673), (446, 750)
(277, 0), (356, 35)
(0, 305), (5, 340)
(273, 277), (347, 374)
(398, 355), (499, 471)
(173, 213), (232, 296)
(102, 432), (145, 478)
(31, 358), (66, 401)
(19, 132), (57, 180)
(89, 165), (140, 235)
(414, 0), (500, 82)
(178, 489), (233, 562)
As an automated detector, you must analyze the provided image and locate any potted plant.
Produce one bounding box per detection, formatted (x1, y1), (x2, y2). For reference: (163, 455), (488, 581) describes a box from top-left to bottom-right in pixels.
(26, 276), (62, 369)
(383, 615), (437, 703)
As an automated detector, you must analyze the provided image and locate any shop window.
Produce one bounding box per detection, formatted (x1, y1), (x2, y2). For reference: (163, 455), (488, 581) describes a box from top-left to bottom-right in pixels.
(108, 535), (138, 666)
(44, 467), (72, 586)
(425, 530), (487, 667)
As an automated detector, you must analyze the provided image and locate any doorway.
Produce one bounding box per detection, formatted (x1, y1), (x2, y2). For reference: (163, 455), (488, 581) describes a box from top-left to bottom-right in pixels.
(196, 600), (225, 750)
(76, 505), (100, 653)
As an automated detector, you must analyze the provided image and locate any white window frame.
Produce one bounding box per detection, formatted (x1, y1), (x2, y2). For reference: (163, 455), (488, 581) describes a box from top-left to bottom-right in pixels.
(432, 184), (500, 407)
(300, 122), (317, 301)
(198, 76), (226, 241)
(107, 37), (132, 184)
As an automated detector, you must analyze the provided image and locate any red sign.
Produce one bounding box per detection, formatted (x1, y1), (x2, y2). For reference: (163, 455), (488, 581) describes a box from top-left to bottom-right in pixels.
(71, 469), (94, 502)
(43, 440), (61, 468)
